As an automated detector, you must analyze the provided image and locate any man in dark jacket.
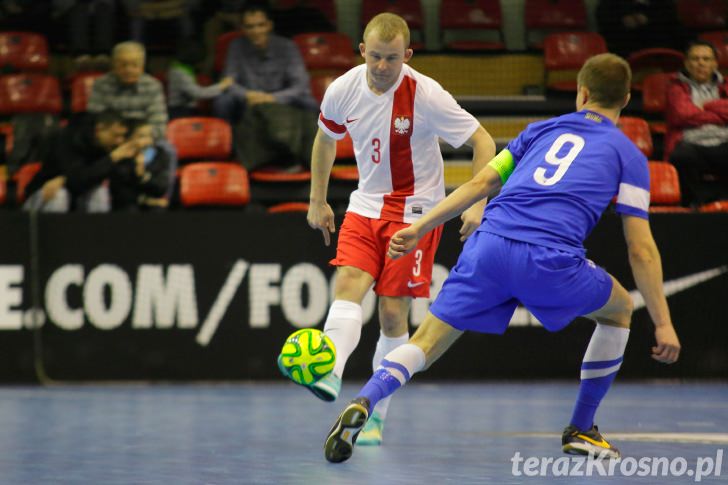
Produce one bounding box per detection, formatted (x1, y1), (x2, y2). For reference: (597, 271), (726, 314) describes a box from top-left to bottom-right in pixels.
(23, 110), (137, 212)
(213, 4), (318, 171)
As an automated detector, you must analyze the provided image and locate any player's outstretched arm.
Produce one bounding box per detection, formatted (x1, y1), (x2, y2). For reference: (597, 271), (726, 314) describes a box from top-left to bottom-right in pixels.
(622, 215), (681, 364)
(389, 164), (502, 259)
(308, 128), (338, 246)
(459, 126), (496, 241)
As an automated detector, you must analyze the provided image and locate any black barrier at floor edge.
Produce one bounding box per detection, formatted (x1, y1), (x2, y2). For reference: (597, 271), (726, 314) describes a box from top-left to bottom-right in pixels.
(29, 209), (52, 385)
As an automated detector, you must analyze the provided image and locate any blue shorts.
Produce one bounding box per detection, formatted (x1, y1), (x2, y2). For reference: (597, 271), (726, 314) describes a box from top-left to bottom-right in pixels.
(430, 231), (613, 334)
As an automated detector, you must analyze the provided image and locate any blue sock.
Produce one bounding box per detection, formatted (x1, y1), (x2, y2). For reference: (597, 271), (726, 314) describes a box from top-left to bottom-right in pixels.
(358, 359), (411, 413)
(570, 325), (629, 431)
(571, 365), (620, 431)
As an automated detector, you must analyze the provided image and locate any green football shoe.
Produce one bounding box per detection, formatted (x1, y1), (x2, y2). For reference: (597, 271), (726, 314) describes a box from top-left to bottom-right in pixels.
(308, 372), (341, 402)
(355, 411), (384, 446)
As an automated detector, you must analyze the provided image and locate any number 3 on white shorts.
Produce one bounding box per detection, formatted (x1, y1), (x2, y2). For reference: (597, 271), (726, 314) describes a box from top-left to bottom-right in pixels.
(533, 133), (585, 186)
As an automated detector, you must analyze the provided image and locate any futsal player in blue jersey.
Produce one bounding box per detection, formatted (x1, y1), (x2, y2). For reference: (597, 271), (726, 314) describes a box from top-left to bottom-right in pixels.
(323, 53), (681, 463)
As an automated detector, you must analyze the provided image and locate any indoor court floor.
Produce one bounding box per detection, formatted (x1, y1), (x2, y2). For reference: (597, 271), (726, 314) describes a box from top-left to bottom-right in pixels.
(0, 382), (726, 484)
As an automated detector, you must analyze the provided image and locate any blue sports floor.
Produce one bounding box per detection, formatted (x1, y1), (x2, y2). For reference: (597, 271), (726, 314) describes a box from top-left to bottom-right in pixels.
(0, 382), (726, 484)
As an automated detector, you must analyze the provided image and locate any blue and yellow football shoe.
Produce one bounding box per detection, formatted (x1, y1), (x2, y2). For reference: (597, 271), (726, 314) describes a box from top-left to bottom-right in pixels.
(562, 424), (620, 459)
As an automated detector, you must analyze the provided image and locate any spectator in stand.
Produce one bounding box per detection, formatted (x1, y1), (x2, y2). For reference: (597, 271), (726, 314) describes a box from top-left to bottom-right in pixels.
(596, 0), (685, 58)
(213, 3), (318, 171)
(88, 41), (177, 195)
(109, 120), (171, 210)
(667, 40), (728, 206)
(88, 41), (167, 139)
(23, 110), (136, 212)
(167, 38), (235, 119)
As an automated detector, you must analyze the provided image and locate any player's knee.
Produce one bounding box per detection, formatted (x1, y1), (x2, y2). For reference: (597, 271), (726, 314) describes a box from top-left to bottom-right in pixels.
(611, 285), (633, 328)
(333, 266), (371, 301)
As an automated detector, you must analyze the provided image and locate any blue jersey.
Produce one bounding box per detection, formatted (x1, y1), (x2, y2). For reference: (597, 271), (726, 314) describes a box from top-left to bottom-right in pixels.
(481, 110), (650, 255)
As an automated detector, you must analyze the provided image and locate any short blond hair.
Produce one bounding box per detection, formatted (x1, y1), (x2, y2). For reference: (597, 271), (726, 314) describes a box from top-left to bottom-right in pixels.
(112, 41), (146, 62)
(577, 53), (631, 109)
(363, 13), (410, 47)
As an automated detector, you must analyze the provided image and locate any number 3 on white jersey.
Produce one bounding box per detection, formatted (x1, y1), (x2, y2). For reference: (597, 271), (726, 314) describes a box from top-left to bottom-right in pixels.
(533, 133), (585, 186)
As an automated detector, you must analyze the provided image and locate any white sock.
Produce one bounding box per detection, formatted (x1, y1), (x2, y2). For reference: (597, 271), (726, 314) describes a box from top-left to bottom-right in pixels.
(380, 343), (427, 378)
(371, 331), (409, 420)
(323, 300), (363, 378)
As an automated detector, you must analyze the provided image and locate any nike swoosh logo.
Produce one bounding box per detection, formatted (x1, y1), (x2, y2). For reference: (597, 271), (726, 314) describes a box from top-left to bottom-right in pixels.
(407, 281), (425, 288)
(576, 433), (610, 448)
(346, 117), (359, 123)
(629, 265), (728, 311)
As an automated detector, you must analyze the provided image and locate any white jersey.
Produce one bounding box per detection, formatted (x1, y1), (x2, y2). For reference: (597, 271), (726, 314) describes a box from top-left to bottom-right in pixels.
(318, 64), (480, 223)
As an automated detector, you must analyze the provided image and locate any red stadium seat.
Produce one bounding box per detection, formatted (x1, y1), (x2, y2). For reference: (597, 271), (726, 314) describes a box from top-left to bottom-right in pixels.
(524, 0), (587, 49)
(13, 162), (41, 204)
(618, 116), (653, 158)
(698, 200), (728, 212)
(648, 161), (682, 207)
(361, 0), (425, 50)
(267, 201), (310, 213)
(0, 32), (49, 71)
(70, 72), (104, 113)
(167, 117), (232, 160)
(439, 0), (505, 51)
(310, 72), (339, 104)
(642, 73), (672, 115)
(642, 72), (673, 135)
(699, 31), (728, 68)
(543, 32), (606, 91)
(249, 167), (311, 183)
(627, 48), (684, 91)
(330, 164), (358, 181)
(0, 74), (61, 115)
(214, 31), (245, 73)
(293, 32), (355, 71)
(677, 0), (727, 31)
(179, 162), (250, 207)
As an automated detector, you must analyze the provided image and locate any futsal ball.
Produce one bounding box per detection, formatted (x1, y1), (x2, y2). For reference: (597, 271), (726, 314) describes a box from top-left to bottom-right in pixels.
(277, 328), (336, 386)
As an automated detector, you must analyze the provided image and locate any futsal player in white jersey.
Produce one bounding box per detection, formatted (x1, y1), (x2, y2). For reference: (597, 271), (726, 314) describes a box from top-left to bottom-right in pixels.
(304, 13), (495, 445)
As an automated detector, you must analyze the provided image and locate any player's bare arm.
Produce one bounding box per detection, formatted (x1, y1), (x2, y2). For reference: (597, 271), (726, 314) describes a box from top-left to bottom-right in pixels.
(459, 125), (496, 241)
(622, 215), (681, 364)
(308, 128), (338, 246)
(389, 161), (504, 259)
